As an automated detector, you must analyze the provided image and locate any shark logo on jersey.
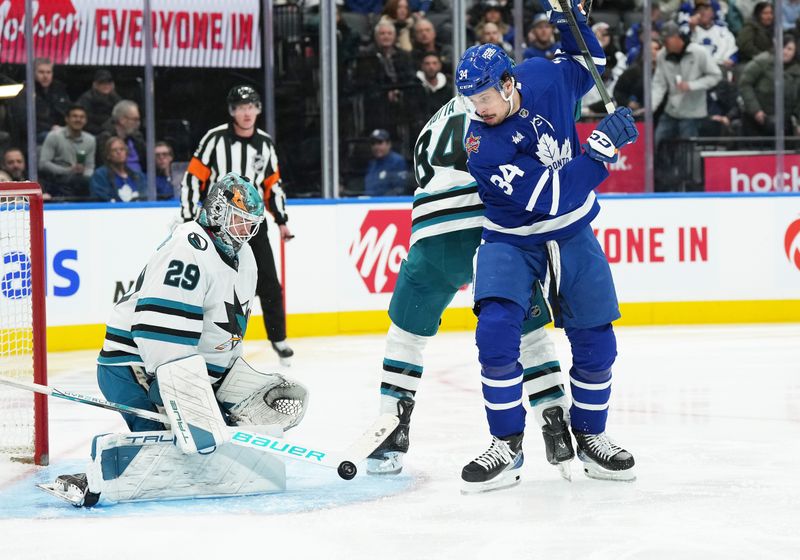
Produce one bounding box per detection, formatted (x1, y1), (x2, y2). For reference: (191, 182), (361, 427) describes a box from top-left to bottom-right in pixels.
(530, 114), (572, 171)
(465, 132), (481, 157)
(511, 131), (524, 144)
(214, 290), (251, 351)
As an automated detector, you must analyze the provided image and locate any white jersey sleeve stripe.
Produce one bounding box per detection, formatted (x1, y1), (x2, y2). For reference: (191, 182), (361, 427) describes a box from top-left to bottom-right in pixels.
(526, 168), (550, 212)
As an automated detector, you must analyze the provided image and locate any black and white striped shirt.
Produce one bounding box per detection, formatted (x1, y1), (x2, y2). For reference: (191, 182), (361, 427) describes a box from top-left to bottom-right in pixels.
(180, 123), (287, 223)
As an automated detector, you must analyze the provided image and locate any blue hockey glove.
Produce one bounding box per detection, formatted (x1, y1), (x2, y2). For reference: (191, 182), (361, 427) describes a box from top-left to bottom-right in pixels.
(547, 0), (587, 25)
(583, 107), (639, 164)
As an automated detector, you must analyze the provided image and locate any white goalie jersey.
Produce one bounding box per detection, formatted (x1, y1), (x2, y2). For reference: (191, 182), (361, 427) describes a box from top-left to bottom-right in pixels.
(409, 96), (484, 247)
(97, 221), (258, 381)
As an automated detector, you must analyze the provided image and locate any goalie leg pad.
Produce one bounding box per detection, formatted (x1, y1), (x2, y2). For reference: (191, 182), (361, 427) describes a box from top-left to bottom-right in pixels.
(520, 327), (570, 429)
(156, 355), (230, 454)
(216, 357), (308, 431)
(86, 428), (286, 503)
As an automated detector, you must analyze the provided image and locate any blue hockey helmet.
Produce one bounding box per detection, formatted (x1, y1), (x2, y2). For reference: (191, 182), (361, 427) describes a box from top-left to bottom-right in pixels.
(199, 173), (265, 258)
(455, 44), (515, 97)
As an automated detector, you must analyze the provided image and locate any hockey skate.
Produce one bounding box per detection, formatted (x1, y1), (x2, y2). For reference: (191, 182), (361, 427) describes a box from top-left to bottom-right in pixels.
(574, 431), (636, 481)
(367, 398), (414, 475)
(541, 406), (575, 481)
(37, 473), (100, 507)
(271, 340), (294, 367)
(461, 433), (524, 494)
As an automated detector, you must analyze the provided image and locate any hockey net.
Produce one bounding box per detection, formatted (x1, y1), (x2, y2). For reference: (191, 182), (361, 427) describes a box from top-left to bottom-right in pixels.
(0, 183), (48, 465)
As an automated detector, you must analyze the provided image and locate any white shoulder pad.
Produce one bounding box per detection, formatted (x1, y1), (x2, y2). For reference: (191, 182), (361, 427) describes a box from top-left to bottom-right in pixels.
(156, 355), (229, 453)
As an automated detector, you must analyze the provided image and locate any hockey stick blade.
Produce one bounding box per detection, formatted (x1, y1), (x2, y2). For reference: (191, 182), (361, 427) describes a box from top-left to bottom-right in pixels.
(0, 374), (375, 480)
(556, 0), (615, 114)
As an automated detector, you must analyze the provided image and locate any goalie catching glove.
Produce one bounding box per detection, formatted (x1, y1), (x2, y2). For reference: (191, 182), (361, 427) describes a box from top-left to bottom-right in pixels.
(583, 107), (639, 164)
(216, 357), (308, 431)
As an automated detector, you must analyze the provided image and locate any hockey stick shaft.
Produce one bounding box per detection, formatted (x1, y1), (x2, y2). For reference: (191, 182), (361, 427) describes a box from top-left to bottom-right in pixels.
(0, 374), (397, 479)
(556, 0), (615, 114)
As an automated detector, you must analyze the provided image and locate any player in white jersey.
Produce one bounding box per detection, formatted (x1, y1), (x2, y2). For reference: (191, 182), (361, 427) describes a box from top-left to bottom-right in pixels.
(366, 91), (575, 480)
(39, 174), (308, 507)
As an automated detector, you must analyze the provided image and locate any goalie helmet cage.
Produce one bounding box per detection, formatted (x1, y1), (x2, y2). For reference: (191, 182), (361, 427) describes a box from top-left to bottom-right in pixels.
(0, 183), (49, 465)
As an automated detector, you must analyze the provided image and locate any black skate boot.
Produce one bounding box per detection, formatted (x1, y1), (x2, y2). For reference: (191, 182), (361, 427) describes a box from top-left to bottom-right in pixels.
(574, 431), (636, 481)
(271, 340), (294, 366)
(461, 433), (524, 494)
(541, 406), (575, 481)
(37, 473), (101, 507)
(367, 398), (414, 475)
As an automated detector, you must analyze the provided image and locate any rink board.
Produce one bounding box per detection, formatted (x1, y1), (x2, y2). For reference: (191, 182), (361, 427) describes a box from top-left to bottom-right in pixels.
(4, 194), (797, 351)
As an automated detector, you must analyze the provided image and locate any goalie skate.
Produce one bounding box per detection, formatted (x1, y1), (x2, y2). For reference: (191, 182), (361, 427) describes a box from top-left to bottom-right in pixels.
(367, 398), (414, 475)
(575, 431), (636, 481)
(37, 473), (100, 508)
(461, 433), (524, 494)
(541, 406), (575, 481)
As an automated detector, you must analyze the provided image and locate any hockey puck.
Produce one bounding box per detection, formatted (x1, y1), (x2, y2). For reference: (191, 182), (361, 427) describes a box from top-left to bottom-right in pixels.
(337, 461), (357, 480)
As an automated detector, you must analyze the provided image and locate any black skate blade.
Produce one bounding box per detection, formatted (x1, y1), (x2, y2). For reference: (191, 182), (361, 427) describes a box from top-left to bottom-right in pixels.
(461, 471), (521, 495)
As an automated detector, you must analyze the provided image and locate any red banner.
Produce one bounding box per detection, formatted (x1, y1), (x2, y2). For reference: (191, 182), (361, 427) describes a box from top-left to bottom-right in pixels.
(0, 0), (261, 68)
(704, 153), (800, 193)
(575, 122), (645, 193)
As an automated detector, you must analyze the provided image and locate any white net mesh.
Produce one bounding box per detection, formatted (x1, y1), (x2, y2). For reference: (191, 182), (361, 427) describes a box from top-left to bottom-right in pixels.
(0, 193), (35, 456)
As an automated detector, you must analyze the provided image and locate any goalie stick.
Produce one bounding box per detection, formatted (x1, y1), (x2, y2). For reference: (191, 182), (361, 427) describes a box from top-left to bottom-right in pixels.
(0, 374), (398, 480)
(556, 0), (615, 114)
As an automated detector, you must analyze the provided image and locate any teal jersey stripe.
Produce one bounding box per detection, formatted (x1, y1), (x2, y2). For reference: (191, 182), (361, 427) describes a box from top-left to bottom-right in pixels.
(529, 388), (566, 407)
(207, 362), (227, 373)
(411, 209), (484, 233)
(97, 355), (144, 365)
(380, 387), (411, 399)
(131, 330), (199, 346)
(136, 297), (204, 315)
(524, 361), (561, 375)
(106, 326), (133, 340)
(413, 182), (478, 201)
(383, 358), (422, 375)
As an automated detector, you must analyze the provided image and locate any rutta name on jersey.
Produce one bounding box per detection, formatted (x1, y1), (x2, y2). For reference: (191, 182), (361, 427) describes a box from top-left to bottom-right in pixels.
(349, 210), (411, 293)
(593, 226), (709, 264)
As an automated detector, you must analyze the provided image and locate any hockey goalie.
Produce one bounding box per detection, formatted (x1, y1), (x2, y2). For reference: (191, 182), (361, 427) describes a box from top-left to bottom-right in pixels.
(39, 173), (309, 507)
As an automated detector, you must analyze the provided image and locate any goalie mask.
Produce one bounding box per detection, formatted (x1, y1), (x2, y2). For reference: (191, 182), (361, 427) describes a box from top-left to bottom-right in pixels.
(199, 173), (265, 258)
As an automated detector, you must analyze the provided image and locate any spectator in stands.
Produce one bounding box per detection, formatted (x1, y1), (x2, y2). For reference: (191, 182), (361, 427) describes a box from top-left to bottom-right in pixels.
(415, 52), (451, 118)
(1, 148), (26, 181)
(615, 38), (663, 115)
(583, 22), (627, 114)
(90, 137), (145, 202)
(652, 21), (721, 188)
(739, 32), (800, 136)
(523, 14), (561, 60)
(354, 21), (416, 133)
(411, 17), (454, 71)
(77, 69), (122, 136)
(685, 0), (738, 69)
(737, 2), (774, 63)
(784, 0), (800, 29)
(38, 104), (95, 199)
(345, 0), (382, 14)
(0, 170), (11, 182)
(380, 0), (416, 52)
(476, 21), (514, 56)
(154, 141), (177, 200)
(10, 58), (71, 145)
(364, 129), (410, 196)
(96, 100), (146, 172)
(625, 5), (665, 65)
(479, 1), (514, 45)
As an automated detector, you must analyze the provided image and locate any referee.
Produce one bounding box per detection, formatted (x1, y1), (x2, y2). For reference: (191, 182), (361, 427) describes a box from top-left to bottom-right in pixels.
(181, 85), (294, 364)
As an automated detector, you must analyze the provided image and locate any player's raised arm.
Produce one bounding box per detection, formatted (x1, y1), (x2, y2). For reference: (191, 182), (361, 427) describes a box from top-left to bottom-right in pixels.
(548, 1), (606, 95)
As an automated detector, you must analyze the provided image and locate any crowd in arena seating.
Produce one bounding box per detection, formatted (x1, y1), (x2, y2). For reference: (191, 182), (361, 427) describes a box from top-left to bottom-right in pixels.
(1, 0), (799, 198)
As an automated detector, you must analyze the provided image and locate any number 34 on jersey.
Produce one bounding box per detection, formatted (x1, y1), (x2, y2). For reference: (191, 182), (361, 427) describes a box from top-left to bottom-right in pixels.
(490, 164), (524, 195)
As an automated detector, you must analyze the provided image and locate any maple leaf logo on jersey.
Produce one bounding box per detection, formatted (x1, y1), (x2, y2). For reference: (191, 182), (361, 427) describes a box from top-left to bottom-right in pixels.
(465, 133), (481, 157)
(530, 114), (572, 171)
(214, 290), (251, 351)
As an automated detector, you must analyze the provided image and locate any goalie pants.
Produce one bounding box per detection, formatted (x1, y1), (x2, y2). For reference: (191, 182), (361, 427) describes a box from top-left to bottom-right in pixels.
(248, 224), (286, 342)
(97, 364), (165, 432)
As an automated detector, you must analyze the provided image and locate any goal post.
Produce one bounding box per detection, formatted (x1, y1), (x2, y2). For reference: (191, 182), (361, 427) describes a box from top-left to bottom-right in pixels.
(0, 183), (49, 465)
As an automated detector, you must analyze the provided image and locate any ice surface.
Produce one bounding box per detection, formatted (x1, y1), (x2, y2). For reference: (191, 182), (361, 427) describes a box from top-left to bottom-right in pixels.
(1, 325), (799, 559)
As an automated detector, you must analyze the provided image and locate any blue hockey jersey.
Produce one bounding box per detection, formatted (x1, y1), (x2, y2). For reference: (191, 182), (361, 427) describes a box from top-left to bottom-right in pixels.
(466, 20), (610, 247)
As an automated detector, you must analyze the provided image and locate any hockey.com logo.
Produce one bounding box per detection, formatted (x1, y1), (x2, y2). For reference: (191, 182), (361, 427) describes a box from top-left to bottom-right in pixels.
(785, 219), (800, 271)
(349, 210), (410, 293)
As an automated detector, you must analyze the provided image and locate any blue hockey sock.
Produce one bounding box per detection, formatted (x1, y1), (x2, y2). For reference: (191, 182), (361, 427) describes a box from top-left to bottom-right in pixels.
(569, 366), (611, 434)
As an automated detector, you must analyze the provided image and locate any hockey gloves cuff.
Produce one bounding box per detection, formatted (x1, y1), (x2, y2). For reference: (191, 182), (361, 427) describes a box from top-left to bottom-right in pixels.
(547, 0), (587, 25)
(583, 107), (639, 164)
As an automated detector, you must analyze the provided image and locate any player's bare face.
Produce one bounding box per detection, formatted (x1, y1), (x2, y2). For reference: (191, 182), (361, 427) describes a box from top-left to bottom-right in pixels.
(469, 88), (508, 126)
